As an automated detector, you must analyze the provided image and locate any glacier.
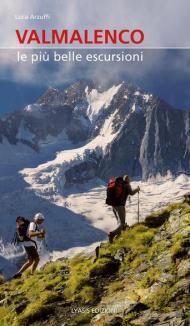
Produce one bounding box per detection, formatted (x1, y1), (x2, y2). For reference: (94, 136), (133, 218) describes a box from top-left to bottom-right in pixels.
(0, 80), (190, 278)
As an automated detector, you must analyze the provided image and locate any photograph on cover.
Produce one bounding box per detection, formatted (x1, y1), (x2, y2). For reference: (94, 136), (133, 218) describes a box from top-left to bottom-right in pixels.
(0, 1), (190, 325)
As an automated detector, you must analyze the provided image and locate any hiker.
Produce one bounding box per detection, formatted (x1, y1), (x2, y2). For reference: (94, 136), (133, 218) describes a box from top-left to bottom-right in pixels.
(106, 175), (140, 243)
(13, 213), (45, 279)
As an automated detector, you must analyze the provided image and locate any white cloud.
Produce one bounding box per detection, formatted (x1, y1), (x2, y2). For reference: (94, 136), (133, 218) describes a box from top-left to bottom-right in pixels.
(1, 0), (190, 47)
(0, 0), (190, 84)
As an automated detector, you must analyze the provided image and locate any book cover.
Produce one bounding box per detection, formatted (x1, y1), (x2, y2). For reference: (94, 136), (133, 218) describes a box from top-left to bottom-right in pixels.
(0, 1), (189, 325)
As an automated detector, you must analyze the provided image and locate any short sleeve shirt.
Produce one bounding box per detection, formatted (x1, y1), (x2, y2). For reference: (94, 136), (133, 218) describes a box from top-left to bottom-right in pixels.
(23, 222), (38, 247)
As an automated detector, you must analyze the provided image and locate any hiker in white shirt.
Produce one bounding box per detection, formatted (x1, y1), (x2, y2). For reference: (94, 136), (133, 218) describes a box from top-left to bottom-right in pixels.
(13, 213), (45, 279)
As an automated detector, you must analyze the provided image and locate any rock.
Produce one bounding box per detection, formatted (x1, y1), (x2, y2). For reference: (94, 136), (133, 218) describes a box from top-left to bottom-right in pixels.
(136, 262), (149, 273)
(130, 309), (187, 326)
(90, 259), (120, 277)
(159, 273), (173, 283)
(182, 238), (190, 248)
(171, 278), (190, 299)
(14, 301), (28, 314)
(0, 297), (11, 306)
(177, 260), (190, 278)
(172, 248), (188, 262)
(167, 213), (190, 237)
(159, 309), (186, 323)
(114, 249), (126, 262)
(129, 309), (159, 325)
(104, 316), (123, 326)
(92, 297), (135, 325)
(183, 193), (190, 204)
(156, 253), (172, 272)
(149, 282), (162, 294)
(145, 211), (170, 228)
(124, 302), (149, 316)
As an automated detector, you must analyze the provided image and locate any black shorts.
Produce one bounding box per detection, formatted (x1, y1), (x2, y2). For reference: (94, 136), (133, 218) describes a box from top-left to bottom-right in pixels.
(24, 246), (39, 260)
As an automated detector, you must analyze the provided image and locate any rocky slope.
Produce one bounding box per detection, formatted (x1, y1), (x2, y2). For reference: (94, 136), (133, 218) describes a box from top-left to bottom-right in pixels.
(0, 194), (189, 325)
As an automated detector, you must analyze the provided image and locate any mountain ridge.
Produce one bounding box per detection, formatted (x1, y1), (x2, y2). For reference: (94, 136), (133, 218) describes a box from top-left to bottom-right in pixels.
(1, 80), (190, 254)
(1, 79), (190, 181)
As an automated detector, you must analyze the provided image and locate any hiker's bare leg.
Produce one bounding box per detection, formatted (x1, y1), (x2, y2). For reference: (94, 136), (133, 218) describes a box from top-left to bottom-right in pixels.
(18, 259), (33, 274)
(31, 257), (40, 274)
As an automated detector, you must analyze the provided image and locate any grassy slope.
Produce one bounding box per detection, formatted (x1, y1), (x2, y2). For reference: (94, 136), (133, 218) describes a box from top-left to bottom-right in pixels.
(0, 200), (190, 325)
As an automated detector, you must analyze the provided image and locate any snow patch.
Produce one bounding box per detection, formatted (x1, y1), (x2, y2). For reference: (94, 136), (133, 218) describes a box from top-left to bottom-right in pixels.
(85, 84), (122, 122)
(24, 104), (43, 118)
(61, 173), (190, 230)
(21, 107), (121, 198)
(1, 174), (190, 276)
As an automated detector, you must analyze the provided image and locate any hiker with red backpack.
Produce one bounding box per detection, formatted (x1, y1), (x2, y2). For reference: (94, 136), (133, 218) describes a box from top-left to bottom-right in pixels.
(106, 175), (140, 243)
(12, 213), (45, 279)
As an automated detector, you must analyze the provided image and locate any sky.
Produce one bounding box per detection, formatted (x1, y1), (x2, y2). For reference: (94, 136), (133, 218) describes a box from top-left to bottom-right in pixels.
(0, 0), (190, 116)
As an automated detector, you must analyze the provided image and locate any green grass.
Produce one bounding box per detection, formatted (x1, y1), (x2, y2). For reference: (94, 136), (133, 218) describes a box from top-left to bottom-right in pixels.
(107, 280), (124, 294)
(170, 233), (187, 259)
(116, 225), (157, 274)
(69, 311), (93, 326)
(130, 256), (144, 269)
(0, 307), (16, 326)
(148, 240), (169, 259)
(0, 275), (4, 285)
(181, 205), (190, 215)
(124, 311), (139, 322)
(89, 257), (116, 276)
(138, 267), (161, 288)
(79, 286), (96, 303)
(145, 283), (178, 310)
(64, 255), (117, 301)
(43, 260), (68, 274)
(1, 200), (189, 325)
(64, 256), (92, 301)
(0, 261), (68, 326)
(13, 301), (54, 326)
(101, 224), (156, 257)
(0, 223), (159, 324)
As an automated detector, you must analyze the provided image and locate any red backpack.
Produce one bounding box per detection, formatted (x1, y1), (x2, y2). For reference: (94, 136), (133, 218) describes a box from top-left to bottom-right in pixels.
(106, 176), (124, 205)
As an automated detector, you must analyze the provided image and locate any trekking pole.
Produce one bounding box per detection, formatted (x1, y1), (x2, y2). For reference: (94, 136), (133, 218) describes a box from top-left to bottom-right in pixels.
(43, 238), (53, 262)
(137, 192), (140, 224)
(43, 238), (49, 250)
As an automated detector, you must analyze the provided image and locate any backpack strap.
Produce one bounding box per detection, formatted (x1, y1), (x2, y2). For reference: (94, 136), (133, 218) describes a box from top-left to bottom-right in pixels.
(34, 223), (40, 232)
(28, 222), (38, 249)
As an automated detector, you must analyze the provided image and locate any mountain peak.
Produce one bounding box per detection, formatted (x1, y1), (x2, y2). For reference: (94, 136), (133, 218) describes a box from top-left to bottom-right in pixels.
(37, 87), (63, 106)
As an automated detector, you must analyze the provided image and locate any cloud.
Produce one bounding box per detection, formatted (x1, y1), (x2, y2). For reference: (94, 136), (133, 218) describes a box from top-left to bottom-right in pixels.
(0, 0), (190, 86)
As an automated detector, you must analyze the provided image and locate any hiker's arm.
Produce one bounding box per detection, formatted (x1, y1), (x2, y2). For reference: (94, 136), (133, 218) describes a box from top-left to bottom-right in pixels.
(128, 185), (140, 196)
(29, 230), (45, 238)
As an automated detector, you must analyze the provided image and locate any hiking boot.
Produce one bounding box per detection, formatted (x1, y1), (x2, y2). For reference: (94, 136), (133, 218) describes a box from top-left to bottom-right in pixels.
(12, 272), (22, 279)
(108, 232), (114, 244)
(123, 224), (130, 230)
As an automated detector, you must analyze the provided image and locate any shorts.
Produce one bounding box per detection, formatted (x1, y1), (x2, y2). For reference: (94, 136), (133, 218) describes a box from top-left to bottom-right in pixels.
(24, 246), (39, 260)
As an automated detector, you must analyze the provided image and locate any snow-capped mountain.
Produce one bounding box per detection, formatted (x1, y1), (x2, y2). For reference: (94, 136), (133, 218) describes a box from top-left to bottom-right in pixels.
(1, 80), (190, 275)
(1, 80), (190, 180)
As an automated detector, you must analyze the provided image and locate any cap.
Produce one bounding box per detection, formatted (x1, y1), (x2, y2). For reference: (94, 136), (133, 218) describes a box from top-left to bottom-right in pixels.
(34, 213), (45, 222)
(123, 175), (131, 182)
